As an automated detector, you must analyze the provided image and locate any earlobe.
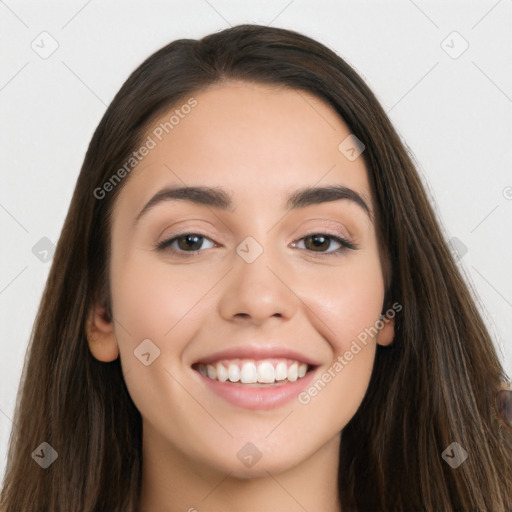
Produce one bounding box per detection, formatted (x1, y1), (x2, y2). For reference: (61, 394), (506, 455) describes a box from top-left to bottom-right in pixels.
(85, 303), (119, 362)
(377, 315), (394, 347)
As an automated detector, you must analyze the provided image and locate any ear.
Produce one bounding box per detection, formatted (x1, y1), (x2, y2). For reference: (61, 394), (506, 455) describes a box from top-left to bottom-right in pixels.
(376, 314), (394, 347)
(85, 302), (119, 362)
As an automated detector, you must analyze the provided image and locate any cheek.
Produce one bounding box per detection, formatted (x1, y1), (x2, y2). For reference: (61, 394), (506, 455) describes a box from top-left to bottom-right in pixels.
(108, 251), (209, 426)
(292, 253), (384, 426)
(109, 248), (223, 387)
(304, 252), (385, 353)
(110, 248), (210, 342)
(297, 267), (382, 430)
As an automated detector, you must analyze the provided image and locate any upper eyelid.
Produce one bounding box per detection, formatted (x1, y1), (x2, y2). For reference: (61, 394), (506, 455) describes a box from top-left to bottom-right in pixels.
(157, 217), (354, 242)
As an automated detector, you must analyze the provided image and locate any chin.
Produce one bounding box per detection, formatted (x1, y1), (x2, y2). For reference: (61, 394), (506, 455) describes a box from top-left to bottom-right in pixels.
(203, 443), (309, 479)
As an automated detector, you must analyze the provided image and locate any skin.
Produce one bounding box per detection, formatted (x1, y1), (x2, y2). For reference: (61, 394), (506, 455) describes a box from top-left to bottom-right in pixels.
(87, 81), (394, 512)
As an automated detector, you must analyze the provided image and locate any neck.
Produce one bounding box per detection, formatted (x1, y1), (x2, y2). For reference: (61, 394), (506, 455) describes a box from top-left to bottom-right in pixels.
(138, 424), (343, 512)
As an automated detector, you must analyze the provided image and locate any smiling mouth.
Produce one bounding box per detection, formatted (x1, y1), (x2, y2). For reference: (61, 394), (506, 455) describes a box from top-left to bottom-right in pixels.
(192, 358), (315, 386)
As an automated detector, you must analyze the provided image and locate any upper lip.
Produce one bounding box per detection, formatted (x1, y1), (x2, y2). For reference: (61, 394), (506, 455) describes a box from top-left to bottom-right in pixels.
(193, 344), (321, 367)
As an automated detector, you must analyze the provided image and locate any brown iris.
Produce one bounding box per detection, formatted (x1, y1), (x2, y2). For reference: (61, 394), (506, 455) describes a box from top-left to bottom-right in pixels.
(304, 234), (330, 251)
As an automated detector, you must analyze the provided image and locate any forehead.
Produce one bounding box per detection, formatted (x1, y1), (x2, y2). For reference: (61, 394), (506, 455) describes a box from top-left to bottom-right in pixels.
(114, 81), (371, 217)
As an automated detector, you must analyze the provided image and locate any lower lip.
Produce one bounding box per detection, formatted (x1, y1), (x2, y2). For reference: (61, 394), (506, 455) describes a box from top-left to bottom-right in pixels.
(194, 367), (317, 410)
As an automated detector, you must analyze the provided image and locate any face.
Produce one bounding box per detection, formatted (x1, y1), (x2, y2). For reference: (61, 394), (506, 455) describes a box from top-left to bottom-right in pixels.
(88, 81), (394, 478)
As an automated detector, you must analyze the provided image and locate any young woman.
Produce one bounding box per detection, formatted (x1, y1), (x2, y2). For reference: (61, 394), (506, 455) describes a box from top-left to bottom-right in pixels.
(1, 24), (511, 512)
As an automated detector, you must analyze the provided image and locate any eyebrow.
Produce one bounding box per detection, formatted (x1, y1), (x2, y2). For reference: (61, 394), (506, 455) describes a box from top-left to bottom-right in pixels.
(135, 184), (373, 223)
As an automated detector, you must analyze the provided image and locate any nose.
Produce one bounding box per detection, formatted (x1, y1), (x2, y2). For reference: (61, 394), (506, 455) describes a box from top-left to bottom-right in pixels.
(217, 241), (298, 326)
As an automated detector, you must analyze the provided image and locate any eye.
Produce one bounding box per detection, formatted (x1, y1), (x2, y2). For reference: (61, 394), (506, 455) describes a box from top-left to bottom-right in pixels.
(156, 233), (215, 254)
(291, 233), (356, 256)
(156, 231), (357, 257)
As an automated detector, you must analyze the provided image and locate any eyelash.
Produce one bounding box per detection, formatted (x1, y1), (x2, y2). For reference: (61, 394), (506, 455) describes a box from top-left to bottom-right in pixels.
(155, 231), (357, 258)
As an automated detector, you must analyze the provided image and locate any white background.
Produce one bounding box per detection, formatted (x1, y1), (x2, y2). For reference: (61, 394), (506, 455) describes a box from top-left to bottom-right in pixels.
(1, 0), (511, 480)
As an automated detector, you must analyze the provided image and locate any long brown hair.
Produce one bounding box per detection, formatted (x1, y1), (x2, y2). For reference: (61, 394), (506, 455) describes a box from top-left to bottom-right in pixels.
(1, 24), (511, 512)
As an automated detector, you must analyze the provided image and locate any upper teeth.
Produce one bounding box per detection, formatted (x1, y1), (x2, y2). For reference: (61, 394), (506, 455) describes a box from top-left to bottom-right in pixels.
(197, 359), (309, 384)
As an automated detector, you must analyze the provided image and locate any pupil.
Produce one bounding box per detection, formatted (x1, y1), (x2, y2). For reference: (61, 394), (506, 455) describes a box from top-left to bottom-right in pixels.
(308, 235), (328, 251)
(180, 234), (202, 251)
